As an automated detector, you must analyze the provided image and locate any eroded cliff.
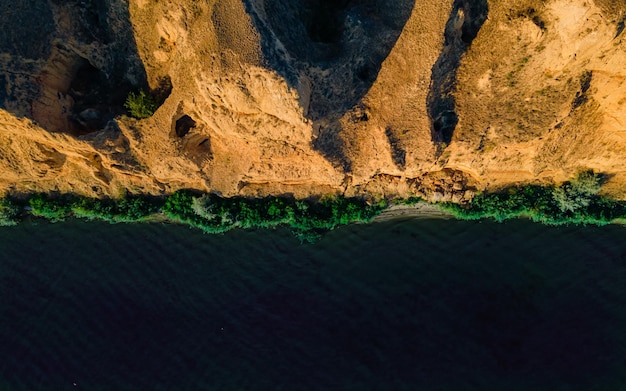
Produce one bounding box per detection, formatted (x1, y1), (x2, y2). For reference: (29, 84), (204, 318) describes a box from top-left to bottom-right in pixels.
(0, 0), (624, 200)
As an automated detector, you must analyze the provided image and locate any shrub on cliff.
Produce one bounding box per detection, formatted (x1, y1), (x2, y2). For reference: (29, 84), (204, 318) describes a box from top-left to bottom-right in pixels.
(124, 90), (158, 119)
(0, 198), (22, 226)
(162, 190), (387, 240)
(441, 171), (623, 225)
(552, 170), (604, 213)
(70, 195), (162, 222)
(29, 194), (72, 222)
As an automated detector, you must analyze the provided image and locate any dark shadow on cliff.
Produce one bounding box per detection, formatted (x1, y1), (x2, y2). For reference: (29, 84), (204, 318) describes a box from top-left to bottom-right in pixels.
(0, 0), (160, 136)
(243, 0), (415, 171)
(427, 0), (488, 146)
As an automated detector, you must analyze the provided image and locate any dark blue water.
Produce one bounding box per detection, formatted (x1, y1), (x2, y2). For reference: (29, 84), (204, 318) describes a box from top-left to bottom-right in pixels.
(1, 218), (626, 390)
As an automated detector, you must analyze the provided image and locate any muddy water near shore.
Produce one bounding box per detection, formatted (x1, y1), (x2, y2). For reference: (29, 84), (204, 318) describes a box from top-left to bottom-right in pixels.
(0, 218), (625, 390)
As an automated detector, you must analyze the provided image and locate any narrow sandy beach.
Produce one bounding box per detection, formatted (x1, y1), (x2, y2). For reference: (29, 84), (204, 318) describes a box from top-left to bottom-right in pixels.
(373, 203), (454, 223)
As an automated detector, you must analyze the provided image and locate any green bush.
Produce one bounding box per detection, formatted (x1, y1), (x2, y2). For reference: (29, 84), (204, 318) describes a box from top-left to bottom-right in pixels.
(70, 195), (162, 222)
(21, 190), (386, 239)
(0, 198), (22, 226)
(162, 191), (387, 241)
(440, 171), (625, 226)
(124, 90), (158, 119)
(0, 191), (386, 238)
(29, 194), (72, 221)
(552, 170), (604, 212)
(27, 193), (163, 223)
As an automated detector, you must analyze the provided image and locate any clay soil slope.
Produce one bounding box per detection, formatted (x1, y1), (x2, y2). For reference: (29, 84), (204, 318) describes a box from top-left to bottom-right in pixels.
(0, 0), (624, 200)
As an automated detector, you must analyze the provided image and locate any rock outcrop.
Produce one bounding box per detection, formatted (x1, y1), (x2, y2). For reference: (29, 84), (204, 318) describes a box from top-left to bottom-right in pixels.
(0, 0), (624, 201)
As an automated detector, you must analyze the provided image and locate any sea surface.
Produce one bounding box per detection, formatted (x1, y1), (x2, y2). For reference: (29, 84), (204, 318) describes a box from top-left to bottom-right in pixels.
(0, 217), (625, 390)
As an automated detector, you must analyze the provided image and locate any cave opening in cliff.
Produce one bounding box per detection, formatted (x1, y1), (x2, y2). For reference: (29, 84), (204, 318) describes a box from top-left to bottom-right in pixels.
(68, 59), (134, 135)
(68, 60), (130, 133)
(175, 115), (196, 138)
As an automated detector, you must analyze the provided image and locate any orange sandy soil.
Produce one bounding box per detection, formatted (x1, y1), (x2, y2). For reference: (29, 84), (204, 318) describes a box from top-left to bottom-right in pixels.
(0, 0), (624, 201)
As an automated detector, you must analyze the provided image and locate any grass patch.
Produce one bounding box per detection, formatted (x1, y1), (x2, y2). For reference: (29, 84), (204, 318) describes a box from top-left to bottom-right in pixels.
(392, 196), (424, 206)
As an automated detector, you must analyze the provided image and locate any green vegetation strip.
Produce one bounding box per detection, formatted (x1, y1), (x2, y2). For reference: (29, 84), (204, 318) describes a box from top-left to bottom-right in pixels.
(0, 171), (624, 240)
(0, 191), (387, 242)
(441, 171), (626, 225)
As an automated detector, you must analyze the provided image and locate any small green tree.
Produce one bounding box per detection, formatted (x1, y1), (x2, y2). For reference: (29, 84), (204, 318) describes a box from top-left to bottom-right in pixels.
(124, 90), (158, 119)
(191, 195), (215, 220)
(552, 170), (604, 213)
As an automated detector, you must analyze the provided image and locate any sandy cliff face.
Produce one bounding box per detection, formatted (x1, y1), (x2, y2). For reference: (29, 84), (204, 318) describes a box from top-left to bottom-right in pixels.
(0, 0), (624, 200)
(448, 0), (626, 196)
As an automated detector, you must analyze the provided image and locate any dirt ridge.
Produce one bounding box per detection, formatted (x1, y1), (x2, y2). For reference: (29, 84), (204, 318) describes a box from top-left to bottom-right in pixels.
(0, 0), (624, 200)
